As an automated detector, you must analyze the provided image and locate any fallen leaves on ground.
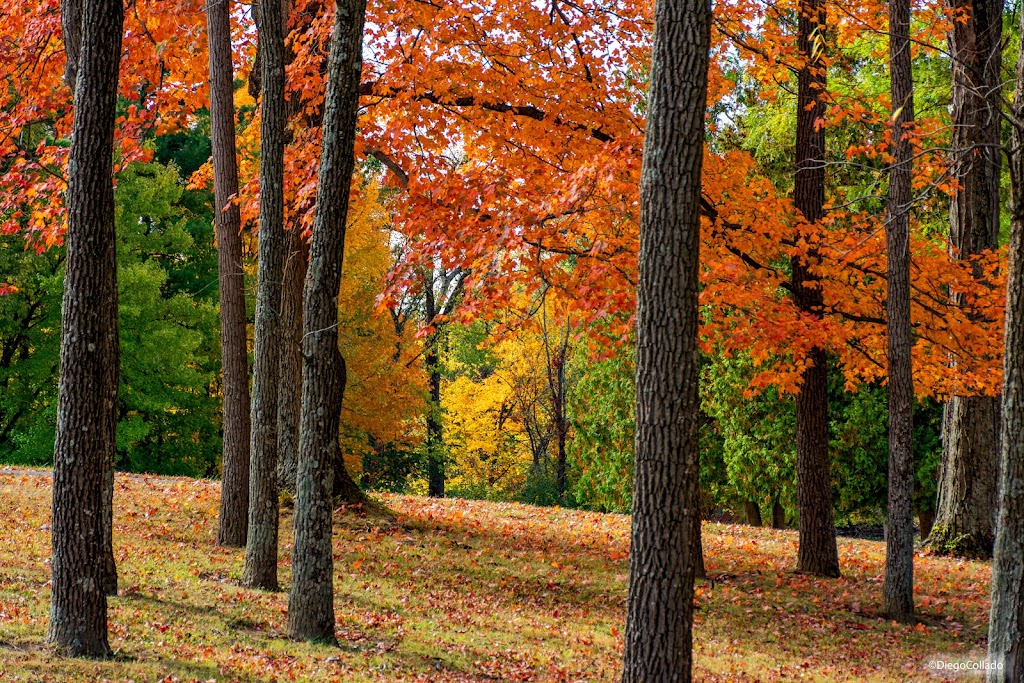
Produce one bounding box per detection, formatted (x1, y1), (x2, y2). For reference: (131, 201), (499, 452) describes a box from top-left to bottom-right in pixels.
(0, 470), (991, 681)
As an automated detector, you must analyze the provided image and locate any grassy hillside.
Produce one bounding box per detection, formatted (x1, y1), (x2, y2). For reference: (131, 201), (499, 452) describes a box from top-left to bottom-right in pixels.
(0, 470), (991, 681)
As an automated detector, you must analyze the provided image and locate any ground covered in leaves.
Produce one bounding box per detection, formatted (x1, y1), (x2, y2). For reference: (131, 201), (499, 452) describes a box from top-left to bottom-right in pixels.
(0, 470), (992, 681)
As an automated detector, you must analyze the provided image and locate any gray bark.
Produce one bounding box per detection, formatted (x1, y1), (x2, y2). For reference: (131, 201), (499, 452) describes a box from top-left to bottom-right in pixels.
(47, 0), (123, 657)
(277, 228), (308, 494)
(931, 0), (1004, 560)
(242, 0), (288, 592)
(207, 0), (253, 549)
(619, 0), (710, 678)
(881, 0), (915, 623)
(986, 10), (1024, 679)
(287, 0), (367, 643)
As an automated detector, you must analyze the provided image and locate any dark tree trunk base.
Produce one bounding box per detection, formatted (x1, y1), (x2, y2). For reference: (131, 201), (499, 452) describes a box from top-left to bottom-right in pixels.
(333, 454), (368, 506)
(772, 502), (787, 529)
(925, 526), (993, 560)
(744, 501), (763, 527)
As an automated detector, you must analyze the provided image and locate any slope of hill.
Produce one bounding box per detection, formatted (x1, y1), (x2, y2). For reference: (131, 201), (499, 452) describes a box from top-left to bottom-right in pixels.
(0, 470), (991, 681)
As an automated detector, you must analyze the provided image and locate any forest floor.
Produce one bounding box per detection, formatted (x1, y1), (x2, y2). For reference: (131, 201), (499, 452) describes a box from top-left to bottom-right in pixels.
(0, 470), (991, 682)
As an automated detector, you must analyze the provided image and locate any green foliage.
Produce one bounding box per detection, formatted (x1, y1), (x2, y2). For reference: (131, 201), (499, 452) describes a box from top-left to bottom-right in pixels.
(0, 158), (223, 477)
(0, 234), (63, 464)
(702, 352), (797, 521)
(830, 379), (942, 519)
(114, 162), (222, 475)
(567, 347), (635, 513)
(359, 438), (423, 493)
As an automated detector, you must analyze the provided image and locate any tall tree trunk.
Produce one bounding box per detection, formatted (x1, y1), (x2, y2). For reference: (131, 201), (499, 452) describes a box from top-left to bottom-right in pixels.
(986, 12), (1024, 679)
(792, 0), (840, 579)
(930, 0), (1003, 560)
(620, 0), (710, 678)
(277, 228), (307, 494)
(242, 0), (287, 592)
(425, 330), (444, 497)
(882, 0), (915, 623)
(208, 0), (253, 549)
(287, 0), (367, 643)
(47, 0), (122, 657)
(544, 315), (570, 500)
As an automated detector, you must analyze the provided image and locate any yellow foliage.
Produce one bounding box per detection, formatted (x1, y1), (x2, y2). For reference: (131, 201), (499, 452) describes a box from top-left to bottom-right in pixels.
(338, 183), (427, 464)
(443, 327), (556, 497)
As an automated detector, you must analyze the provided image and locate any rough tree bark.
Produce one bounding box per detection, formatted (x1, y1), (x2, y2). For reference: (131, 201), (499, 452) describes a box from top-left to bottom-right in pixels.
(207, 0), (253, 549)
(619, 0), (710, 678)
(277, 228), (308, 494)
(242, 0), (287, 592)
(929, 0), (1003, 560)
(287, 0), (367, 643)
(882, 0), (915, 622)
(47, 0), (123, 657)
(986, 11), (1024, 679)
(791, 0), (840, 578)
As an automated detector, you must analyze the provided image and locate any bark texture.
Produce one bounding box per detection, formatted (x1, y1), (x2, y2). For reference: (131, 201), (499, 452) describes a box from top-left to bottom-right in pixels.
(60, 0), (82, 90)
(986, 13), (1024, 679)
(287, 0), (367, 643)
(242, 0), (287, 591)
(792, 0), (840, 579)
(47, 0), (123, 657)
(277, 228), (308, 494)
(619, 0), (710, 678)
(882, 0), (915, 622)
(931, 0), (1004, 560)
(208, 0), (253, 549)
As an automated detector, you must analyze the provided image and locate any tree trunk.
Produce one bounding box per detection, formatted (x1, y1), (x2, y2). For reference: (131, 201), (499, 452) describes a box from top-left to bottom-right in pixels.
(277, 228), (307, 495)
(620, 0), (710, 679)
(242, 0), (288, 592)
(791, 0), (840, 579)
(744, 500), (763, 527)
(930, 0), (1003, 561)
(287, 0), (367, 643)
(47, 0), (122, 657)
(208, 0), (252, 549)
(918, 508), (935, 540)
(931, 400), (1000, 557)
(695, 520), (706, 580)
(102, 461), (116, 596)
(772, 501), (787, 529)
(882, 0), (915, 623)
(425, 337), (444, 497)
(986, 13), (1024, 678)
(332, 448), (366, 503)
(545, 318), (570, 500)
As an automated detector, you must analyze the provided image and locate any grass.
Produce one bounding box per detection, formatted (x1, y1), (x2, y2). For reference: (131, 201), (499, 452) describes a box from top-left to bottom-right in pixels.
(0, 469), (992, 681)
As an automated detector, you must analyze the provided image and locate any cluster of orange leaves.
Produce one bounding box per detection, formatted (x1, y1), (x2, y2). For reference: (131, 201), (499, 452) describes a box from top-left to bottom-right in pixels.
(0, 0), (1005, 396)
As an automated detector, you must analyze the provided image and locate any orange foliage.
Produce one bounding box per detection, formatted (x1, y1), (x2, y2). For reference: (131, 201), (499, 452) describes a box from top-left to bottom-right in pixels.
(0, 0), (1006, 399)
